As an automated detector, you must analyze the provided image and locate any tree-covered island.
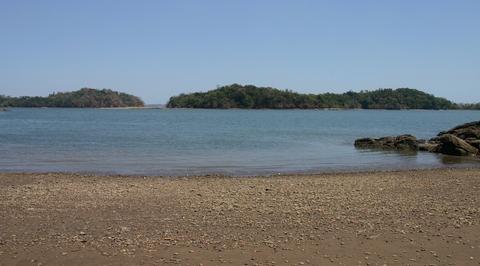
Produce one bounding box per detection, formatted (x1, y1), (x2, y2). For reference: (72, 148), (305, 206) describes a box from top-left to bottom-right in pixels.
(0, 88), (144, 108)
(167, 84), (477, 110)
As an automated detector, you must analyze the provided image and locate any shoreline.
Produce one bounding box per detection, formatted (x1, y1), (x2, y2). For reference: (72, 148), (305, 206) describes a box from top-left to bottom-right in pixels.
(1, 164), (480, 178)
(1, 168), (479, 265)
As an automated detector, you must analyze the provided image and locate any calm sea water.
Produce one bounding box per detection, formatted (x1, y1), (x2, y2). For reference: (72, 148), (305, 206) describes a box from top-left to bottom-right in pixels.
(0, 108), (479, 176)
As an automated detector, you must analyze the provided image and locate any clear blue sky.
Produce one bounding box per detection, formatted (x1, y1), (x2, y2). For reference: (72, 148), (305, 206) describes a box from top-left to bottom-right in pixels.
(1, 0), (479, 104)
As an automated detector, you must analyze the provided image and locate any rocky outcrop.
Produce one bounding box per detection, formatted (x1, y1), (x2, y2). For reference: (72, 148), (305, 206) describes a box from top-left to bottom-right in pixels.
(354, 120), (480, 157)
(438, 121), (480, 139)
(0, 108), (8, 112)
(437, 121), (480, 149)
(354, 135), (418, 150)
(467, 139), (480, 149)
(417, 142), (439, 152)
(430, 134), (478, 156)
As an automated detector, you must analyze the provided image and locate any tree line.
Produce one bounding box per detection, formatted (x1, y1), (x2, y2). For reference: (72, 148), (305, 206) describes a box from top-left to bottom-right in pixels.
(0, 88), (144, 108)
(167, 84), (471, 110)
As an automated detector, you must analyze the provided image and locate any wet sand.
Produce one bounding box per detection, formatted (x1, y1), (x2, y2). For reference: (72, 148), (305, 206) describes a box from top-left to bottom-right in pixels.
(0, 168), (479, 265)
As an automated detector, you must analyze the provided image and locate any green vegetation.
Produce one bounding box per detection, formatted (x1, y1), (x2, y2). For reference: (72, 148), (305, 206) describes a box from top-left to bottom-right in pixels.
(0, 88), (144, 108)
(456, 103), (480, 110)
(167, 84), (464, 110)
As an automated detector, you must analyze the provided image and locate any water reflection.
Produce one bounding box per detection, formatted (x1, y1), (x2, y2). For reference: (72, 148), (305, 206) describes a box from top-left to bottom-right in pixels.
(355, 146), (418, 156)
(439, 154), (480, 165)
(355, 146), (480, 167)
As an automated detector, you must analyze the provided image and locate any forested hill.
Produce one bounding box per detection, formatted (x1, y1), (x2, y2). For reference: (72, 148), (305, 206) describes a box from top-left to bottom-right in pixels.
(0, 88), (144, 108)
(167, 84), (461, 110)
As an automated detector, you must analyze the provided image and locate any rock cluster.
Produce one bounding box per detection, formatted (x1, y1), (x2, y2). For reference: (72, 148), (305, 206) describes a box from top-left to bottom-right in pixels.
(355, 134), (419, 151)
(355, 121), (480, 157)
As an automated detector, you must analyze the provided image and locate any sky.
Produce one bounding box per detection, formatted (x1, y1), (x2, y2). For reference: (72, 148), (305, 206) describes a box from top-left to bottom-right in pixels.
(1, 0), (479, 104)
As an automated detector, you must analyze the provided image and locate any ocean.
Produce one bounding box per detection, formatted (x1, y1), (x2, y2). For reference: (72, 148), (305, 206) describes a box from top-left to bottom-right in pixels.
(0, 108), (479, 176)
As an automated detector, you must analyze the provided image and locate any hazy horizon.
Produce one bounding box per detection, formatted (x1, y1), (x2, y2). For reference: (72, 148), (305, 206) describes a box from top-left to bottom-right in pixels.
(1, 1), (479, 104)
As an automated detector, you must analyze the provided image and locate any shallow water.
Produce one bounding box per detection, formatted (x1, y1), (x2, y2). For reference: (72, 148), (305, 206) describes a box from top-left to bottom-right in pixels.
(0, 108), (479, 175)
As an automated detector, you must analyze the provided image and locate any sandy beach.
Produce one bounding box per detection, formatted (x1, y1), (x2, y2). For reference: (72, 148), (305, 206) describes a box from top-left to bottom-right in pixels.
(0, 168), (479, 265)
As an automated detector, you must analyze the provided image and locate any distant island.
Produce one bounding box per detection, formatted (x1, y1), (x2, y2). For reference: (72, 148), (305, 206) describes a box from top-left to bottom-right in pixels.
(168, 84), (479, 110)
(0, 88), (144, 108)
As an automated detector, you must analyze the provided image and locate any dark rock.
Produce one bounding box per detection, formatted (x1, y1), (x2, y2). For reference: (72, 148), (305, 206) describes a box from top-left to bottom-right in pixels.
(394, 135), (419, 150)
(355, 120), (480, 157)
(438, 121), (480, 140)
(376, 136), (396, 148)
(0, 108), (8, 112)
(354, 138), (377, 148)
(466, 139), (480, 149)
(433, 134), (478, 156)
(354, 134), (418, 151)
(418, 143), (438, 152)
